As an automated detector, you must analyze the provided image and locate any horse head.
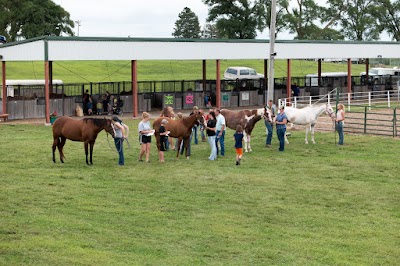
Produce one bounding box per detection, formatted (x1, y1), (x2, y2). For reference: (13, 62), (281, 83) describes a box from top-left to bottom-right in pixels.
(196, 111), (206, 127)
(104, 118), (116, 138)
(260, 107), (272, 123)
(326, 103), (336, 121)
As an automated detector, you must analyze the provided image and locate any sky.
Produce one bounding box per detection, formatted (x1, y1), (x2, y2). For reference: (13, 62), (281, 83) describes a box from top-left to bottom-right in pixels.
(53, 0), (390, 41)
(53, 0), (272, 39)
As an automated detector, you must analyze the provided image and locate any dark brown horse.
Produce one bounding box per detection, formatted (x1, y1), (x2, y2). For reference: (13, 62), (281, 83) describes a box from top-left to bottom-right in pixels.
(221, 108), (272, 152)
(52, 116), (115, 164)
(153, 111), (204, 159)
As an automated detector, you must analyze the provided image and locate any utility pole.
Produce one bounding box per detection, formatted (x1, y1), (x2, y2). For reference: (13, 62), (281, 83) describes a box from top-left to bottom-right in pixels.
(267, 0), (277, 102)
(75, 20), (81, 36)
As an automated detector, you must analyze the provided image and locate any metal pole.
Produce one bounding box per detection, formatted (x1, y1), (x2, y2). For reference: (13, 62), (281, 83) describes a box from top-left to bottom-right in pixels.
(267, 0), (277, 102)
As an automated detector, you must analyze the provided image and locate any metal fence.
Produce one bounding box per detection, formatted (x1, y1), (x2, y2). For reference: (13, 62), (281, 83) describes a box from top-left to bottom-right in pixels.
(2, 75), (400, 120)
(344, 106), (399, 137)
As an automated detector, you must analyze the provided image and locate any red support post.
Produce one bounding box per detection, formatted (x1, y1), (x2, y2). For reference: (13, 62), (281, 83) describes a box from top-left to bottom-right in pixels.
(202, 60), (206, 93)
(318, 59), (322, 87)
(2, 61), (6, 115)
(287, 59), (292, 103)
(131, 60), (138, 117)
(45, 61), (50, 124)
(216, 59), (221, 109)
(347, 58), (352, 94)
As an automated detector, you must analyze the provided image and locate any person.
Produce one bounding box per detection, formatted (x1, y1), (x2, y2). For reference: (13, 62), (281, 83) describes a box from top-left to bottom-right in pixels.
(275, 105), (288, 152)
(102, 94), (109, 114)
(265, 100), (276, 147)
(199, 109), (206, 142)
(336, 103), (345, 145)
(214, 108), (226, 157)
(86, 96), (93, 115)
(175, 112), (184, 150)
(292, 83), (300, 97)
(205, 111), (217, 161)
(112, 116), (129, 166)
(158, 119), (170, 162)
(138, 112), (153, 162)
(82, 89), (90, 115)
(190, 106), (200, 145)
(160, 106), (175, 150)
(234, 125), (244, 165)
(96, 100), (102, 115)
(204, 94), (209, 107)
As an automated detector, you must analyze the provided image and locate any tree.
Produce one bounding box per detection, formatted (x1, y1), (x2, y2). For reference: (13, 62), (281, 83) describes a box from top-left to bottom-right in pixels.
(201, 22), (219, 39)
(172, 7), (201, 38)
(373, 0), (400, 41)
(277, 0), (327, 40)
(203, 0), (266, 39)
(324, 0), (381, 41)
(0, 0), (74, 42)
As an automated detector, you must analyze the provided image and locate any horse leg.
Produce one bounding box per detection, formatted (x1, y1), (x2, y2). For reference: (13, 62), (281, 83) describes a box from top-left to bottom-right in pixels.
(247, 135), (252, 152)
(89, 142), (94, 164)
(184, 137), (190, 159)
(59, 137), (66, 163)
(84, 142), (89, 165)
(311, 124), (316, 144)
(284, 132), (289, 144)
(52, 137), (59, 163)
(176, 138), (183, 158)
(305, 125), (310, 144)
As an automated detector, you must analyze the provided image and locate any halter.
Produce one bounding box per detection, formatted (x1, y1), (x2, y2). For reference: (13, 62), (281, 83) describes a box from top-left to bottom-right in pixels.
(325, 103), (336, 121)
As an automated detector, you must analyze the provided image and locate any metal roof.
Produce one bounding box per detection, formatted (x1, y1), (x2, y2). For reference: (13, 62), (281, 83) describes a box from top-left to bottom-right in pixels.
(0, 36), (400, 61)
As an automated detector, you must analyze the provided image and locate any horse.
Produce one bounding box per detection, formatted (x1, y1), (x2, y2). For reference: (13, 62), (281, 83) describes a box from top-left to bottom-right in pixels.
(221, 108), (272, 152)
(284, 103), (334, 144)
(52, 116), (115, 165)
(153, 111), (205, 159)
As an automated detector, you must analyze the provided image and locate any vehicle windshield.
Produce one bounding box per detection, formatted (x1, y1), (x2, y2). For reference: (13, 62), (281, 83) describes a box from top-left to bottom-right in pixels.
(239, 68), (257, 75)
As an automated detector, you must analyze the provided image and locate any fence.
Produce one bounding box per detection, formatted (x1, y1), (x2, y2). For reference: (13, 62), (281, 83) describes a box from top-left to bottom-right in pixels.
(279, 88), (400, 137)
(344, 106), (399, 137)
(1, 75), (400, 120)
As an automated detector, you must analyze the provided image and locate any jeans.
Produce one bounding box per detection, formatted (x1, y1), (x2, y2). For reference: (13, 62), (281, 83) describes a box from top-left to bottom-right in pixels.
(276, 128), (286, 151)
(215, 130), (225, 156)
(208, 135), (217, 160)
(114, 138), (124, 165)
(200, 125), (206, 141)
(265, 121), (273, 145)
(191, 125), (198, 145)
(336, 121), (344, 145)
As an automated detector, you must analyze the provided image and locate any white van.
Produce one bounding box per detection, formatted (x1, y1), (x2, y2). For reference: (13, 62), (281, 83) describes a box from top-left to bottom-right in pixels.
(223, 67), (264, 80)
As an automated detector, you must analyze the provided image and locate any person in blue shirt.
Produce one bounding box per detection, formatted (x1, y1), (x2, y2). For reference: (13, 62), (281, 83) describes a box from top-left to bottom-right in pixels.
(292, 83), (300, 97)
(275, 106), (288, 151)
(234, 125), (244, 165)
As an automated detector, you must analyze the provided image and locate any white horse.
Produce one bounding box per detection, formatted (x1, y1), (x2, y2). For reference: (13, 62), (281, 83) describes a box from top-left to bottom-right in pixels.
(284, 103), (335, 144)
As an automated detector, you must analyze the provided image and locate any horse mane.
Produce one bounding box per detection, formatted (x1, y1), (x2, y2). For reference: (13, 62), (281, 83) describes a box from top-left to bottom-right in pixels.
(83, 118), (108, 127)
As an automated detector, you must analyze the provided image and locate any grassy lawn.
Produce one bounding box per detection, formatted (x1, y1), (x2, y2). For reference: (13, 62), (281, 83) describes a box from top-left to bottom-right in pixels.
(1, 118), (399, 265)
(2, 59), (367, 83)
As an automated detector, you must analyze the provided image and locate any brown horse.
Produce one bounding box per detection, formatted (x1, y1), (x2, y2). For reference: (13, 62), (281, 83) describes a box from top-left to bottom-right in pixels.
(221, 108), (272, 152)
(153, 111), (204, 159)
(52, 116), (115, 165)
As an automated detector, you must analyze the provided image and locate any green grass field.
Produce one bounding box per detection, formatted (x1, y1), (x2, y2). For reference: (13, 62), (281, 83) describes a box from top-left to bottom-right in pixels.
(1, 118), (399, 265)
(2, 59), (367, 83)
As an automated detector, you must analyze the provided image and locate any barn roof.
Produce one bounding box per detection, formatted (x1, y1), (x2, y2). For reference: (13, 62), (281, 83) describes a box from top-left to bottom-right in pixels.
(0, 36), (399, 61)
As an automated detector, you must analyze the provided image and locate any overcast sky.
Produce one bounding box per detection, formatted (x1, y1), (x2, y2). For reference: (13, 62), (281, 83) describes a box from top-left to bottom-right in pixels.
(54, 0), (390, 41)
(53, 0), (272, 39)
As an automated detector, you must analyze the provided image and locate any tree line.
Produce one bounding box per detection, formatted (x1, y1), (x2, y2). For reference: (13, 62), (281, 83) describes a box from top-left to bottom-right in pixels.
(1, 0), (399, 42)
(173, 0), (400, 41)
